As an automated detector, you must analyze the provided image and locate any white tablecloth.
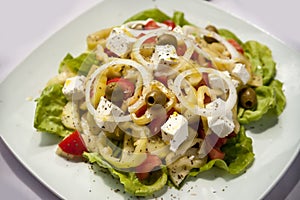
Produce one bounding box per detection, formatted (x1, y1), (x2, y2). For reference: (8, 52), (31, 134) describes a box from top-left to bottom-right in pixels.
(1, 0), (299, 199)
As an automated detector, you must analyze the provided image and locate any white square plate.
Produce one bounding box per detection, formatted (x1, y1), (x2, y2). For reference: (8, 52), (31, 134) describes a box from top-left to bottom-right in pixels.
(1, 0), (300, 199)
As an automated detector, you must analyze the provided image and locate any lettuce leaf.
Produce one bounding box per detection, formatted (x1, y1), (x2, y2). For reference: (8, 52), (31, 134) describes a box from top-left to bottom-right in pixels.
(33, 84), (72, 137)
(243, 41), (276, 85)
(269, 79), (286, 115)
(83, 152), (168, 197)
(189, 126), (254, 176)
(59, 52), (98, 76)
(123, 8), (191, 26)
(171, 11), (191, 26)
(238, 79), (286, 124)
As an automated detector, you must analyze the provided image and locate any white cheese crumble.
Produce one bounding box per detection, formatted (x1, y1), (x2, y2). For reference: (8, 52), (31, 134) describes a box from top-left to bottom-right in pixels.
(94, 96), (124, 133)
(208, 73), (228, 93)
(232, 63), (250, 84)
(62, 75), (86, 100)
(106, 27), (136, 57)
(151, 44), (179, 72)
(206, 98), (235, 138)
(161, 112), (189, 152)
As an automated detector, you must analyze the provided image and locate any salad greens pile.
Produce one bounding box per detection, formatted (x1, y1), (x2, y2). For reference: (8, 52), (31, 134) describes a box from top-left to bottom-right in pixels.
(33, 8), (286, 197)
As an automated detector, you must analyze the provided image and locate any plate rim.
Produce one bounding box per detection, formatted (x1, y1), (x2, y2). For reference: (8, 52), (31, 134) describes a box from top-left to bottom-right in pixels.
(1, 0), (299, 199)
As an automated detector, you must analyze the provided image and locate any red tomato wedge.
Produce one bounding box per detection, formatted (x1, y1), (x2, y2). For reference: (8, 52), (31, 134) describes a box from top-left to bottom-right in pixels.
(163, 19), (176, 30)
(135, 154), (162, 180)
(57, 131), (87, 158)
(135, 104), (148, 118)
(144, 20), (160, 30)
(208, 147), (225, 160)
(227, 39), (244, 54)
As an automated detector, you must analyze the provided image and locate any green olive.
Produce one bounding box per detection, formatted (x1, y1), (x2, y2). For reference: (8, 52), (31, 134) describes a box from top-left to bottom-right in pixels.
(205, 25), (219, 33)
(157, 34), (178, 49)
(204, 25), (219, 44)
(239, 87), (257, 109)
(105, 82), (124, 102)
(145, 89), (167, 107)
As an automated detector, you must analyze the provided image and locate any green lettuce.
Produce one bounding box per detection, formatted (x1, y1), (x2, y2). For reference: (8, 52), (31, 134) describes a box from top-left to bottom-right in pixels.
(188, 126), (254, 177)
(59, 52), (98, 76)
(269, 79), (286, 115)
(171, 11), (191, 26)
(83, 152), (168, 197)
(34, 84), (72, 137)
(124, 8), (191, 26)
(243, 41), (276, 85)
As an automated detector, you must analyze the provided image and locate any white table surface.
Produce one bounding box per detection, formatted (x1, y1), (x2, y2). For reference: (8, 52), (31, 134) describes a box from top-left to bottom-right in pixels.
(1, 0), (299, 199)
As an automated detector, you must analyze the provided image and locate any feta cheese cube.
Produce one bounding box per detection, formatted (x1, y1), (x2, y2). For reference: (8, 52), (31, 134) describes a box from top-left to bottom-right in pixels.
(161, 112), (189, 152)
(232, 63), (250, 84)
(62, 75), (86, 100)
(206, 99), (235, 138)
(151, 45), (179, 71)
(208, 73), (228, 93)
(106, 28), (136, 57)
(207, 114), (234, 138)
(94, 96), (124, 133)
(205, 98), (226, 115)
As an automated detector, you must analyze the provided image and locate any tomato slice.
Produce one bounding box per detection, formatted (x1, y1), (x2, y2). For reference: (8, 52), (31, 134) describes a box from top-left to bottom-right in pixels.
(227, 39), (244, 54)
(135, 154), (162, 180)
(163, 19), (176, 30)
(135, 104), (147, 118)
(144, 20), (160, 30)
(208, 147), (225, 160)
(58, 131), (87, 156)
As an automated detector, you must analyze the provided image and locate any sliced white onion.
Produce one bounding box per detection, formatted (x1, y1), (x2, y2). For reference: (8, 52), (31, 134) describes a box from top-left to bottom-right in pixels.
(199, 28), (240, 57)
(85, 58), (152, 122)
(172, 68), (237, 117)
